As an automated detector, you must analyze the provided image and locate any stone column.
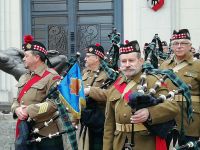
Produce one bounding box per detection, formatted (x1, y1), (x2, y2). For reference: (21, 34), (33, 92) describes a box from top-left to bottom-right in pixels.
(0, 0), (22, 105)
(0, 0), (21, 149)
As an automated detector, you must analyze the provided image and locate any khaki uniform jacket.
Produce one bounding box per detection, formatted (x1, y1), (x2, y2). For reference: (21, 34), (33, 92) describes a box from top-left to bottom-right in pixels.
(160, 53), (200, 137)
(91, 72), (179, 150)
(11, 64), (61, 136)
(82, 68), (109, 111)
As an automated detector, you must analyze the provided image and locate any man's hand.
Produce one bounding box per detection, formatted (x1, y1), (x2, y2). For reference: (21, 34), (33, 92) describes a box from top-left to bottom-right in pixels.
(15, 105), (28, 120)
(130, 108), (149, 124)
(72, 119), (79, 130)
(84, 87), (91, 96)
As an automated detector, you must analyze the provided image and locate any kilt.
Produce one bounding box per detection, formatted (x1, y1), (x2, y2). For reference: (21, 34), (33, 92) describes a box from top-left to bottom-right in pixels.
(88, 127), (103, 150)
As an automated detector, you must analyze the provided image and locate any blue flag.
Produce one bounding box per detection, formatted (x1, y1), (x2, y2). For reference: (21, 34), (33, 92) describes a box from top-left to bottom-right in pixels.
(58, 62), (86, 119)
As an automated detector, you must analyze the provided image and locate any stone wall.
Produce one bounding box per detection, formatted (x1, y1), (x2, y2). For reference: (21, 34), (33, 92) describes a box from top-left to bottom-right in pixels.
(0, 112), (15, 150)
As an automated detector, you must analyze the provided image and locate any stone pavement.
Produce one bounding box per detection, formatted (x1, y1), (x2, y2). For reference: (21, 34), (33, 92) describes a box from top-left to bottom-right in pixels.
(0, 112), (15, 150)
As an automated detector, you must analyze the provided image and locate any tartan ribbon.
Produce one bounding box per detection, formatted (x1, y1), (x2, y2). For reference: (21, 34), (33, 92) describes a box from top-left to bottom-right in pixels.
(100, 59), (119, 81)
(142, 62), (193, 122)
(56, 99), (78, 150)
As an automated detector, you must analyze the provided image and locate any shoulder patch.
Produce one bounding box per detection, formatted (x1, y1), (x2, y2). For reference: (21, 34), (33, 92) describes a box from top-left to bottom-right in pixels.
(36, 102), (49, 114)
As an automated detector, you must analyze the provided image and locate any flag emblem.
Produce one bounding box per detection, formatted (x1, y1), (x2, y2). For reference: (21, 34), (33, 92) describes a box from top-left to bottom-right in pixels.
(58, 62), (86, 119)
(147, 0), (164, 11)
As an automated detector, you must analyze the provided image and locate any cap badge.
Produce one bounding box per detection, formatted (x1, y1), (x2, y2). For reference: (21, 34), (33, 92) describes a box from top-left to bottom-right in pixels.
(88, 47), (93, 52)
(26, 43), (32, 49)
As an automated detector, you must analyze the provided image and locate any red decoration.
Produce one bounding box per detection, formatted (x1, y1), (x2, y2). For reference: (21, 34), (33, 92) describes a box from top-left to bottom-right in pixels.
(24, 35), (34, 44)
(147, 0), (164, 11)
(125, 40), (129, 44)
(95, 43), (101, 47)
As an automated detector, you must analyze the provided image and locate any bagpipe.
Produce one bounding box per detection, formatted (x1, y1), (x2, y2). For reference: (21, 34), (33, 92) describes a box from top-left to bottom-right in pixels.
(106, 27), (121, 71)
(144, 34), (170, 69)
(15, 53), (81, 150)
(122, 56), (193, 149)
(174, 139), (200, 150)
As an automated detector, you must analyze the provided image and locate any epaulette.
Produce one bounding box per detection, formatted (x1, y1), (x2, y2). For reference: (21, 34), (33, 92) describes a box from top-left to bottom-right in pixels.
(46, 67), (59, 75)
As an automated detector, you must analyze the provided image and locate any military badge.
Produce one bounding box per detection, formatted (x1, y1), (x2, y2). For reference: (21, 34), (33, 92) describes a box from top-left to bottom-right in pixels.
(26, 43), (32, 49)
(135, 43), (140, 51)
(88, 47), (93, 52)
(147, 0), (164, 11)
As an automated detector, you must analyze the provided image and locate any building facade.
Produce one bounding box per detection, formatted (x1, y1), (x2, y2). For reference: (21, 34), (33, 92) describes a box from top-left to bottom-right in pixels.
(1, 0), (200, 106)
(1, 0), (200, 149)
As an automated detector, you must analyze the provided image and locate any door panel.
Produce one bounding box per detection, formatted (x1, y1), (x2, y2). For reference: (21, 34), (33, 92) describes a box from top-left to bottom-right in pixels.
(48, 25), (68, 55)
(28, 0), (122, 60)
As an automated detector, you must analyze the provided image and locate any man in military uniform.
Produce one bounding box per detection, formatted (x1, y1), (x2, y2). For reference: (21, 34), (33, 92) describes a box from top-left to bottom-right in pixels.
(11, 35), (64, 150)
(160, 29), (200, 146)
(87, 40), (179, 150)
(79, 43), (109, 150)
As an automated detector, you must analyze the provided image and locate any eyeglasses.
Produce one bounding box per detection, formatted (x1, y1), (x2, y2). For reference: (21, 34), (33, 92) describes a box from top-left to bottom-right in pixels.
(172, 42), (191, 47)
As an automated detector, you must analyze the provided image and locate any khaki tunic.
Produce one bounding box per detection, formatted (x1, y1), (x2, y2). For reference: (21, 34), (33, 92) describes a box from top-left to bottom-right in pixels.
(11, 64), (61, 136)
(82, 68), (109, 111)
(100, 72), (179, 150)
(160, 53), (200, 137)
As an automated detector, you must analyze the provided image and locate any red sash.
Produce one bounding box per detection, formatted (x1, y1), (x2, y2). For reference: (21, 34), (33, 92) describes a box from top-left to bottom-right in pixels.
(113, 77), (132, 102)
(114, 77), (167, 150)
(15, 70), (50, 138)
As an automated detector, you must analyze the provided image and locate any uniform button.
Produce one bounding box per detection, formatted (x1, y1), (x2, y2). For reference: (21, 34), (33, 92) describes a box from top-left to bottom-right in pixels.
(24, 91), (26, 94)
(123, 114), (127, 117)
(21, 101), (24, 104)
(125, 103), (128, 107)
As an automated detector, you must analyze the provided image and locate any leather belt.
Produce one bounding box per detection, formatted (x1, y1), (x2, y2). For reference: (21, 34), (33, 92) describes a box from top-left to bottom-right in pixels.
(116, 123), (147, 132)
(174, 95), (200, 102)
